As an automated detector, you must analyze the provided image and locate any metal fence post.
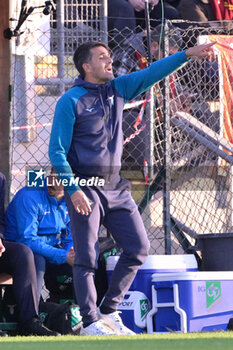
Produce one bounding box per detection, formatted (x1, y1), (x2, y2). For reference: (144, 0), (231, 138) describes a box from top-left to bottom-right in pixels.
(56, 0), (65, 95)
(148, 87), (155, 180)
(163, 20), (171, 254)
(100, 0), (108, 44)
(145, 0), (154, 181)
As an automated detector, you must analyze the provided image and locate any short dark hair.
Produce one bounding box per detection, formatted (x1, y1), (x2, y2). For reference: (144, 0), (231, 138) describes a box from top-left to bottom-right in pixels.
(73, 41), (110, 78)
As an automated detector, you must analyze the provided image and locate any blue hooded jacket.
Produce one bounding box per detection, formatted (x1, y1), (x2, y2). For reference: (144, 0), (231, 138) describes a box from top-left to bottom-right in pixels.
(5, 184), (73, 264)
(49, 51), (189, 194)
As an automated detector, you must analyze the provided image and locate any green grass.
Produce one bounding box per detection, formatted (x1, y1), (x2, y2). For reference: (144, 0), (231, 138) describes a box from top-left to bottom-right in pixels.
(1, 333), (233, 350)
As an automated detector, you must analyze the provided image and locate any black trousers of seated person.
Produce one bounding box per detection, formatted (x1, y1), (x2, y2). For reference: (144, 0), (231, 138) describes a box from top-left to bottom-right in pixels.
(0, 241), (38, 324)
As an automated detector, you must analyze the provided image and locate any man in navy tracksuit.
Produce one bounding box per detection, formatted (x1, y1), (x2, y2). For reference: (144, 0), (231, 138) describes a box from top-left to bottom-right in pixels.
(5, 171), (74, 302)
(49, 40), (215, 335)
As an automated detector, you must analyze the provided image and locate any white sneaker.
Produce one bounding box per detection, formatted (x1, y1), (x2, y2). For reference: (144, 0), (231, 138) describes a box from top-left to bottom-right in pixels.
(98, 310), (136, 335)
(80, 319), (117, 336)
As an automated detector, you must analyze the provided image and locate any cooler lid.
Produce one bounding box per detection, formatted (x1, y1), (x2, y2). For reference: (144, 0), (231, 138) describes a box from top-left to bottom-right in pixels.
(139, 254), (197, 270)
(107, 254), (198, 271)
(151, 271), (233, 282)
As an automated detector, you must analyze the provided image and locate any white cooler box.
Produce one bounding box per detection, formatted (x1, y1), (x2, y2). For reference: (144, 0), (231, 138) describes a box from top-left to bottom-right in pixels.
(107, 254), (198, 303)
(147, 271), (233, 333)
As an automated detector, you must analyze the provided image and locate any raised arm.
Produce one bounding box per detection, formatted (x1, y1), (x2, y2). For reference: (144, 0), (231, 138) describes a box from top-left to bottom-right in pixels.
(112, 42), (216, 103)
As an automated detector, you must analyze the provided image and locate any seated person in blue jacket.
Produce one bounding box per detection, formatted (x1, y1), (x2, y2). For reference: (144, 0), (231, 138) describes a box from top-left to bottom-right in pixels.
(5, 168), (75, 302)
(0, 171), (59, 336)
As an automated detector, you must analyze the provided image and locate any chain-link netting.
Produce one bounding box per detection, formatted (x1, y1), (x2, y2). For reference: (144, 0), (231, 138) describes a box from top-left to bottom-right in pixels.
(9, 1), (233, 257)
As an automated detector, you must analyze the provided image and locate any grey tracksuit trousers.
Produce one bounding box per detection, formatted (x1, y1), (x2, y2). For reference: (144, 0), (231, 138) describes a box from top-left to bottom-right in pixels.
(65, 178), (150, 325)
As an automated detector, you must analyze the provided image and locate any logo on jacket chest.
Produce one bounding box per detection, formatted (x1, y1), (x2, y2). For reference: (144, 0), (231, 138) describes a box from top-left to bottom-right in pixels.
(85, 107), (95, 113)
(107, 95), (114, 107)
(83, 95), (114, 115)
(44, 211), (51, 215)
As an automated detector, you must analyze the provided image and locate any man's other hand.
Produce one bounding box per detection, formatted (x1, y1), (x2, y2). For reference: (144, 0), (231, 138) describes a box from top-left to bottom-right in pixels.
(70, 190), (92, 216)
(0, 238), (6, 257)
(67, 246), (75, 266)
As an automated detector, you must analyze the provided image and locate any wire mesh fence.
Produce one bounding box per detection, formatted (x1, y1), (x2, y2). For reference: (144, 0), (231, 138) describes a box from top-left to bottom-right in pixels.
(9, 1), (233, 256)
